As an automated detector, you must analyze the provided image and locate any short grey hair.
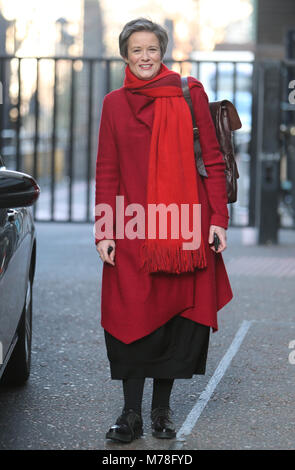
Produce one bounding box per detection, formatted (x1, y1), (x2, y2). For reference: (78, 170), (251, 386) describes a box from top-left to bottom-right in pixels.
(119, 18), (168, 60)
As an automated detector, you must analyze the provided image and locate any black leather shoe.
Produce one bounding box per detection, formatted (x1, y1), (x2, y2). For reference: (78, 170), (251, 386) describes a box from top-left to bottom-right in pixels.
(105, 409), (143, 443)
(151, 407), (176, 439)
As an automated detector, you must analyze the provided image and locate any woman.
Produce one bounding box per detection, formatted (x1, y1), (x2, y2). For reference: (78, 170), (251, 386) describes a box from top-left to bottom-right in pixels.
(94, 17), (233, 443)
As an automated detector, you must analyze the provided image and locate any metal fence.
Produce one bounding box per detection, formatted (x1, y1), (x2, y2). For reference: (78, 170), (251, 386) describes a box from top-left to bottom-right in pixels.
(249, 58), (295, 233)
(0, 56), (254, 226)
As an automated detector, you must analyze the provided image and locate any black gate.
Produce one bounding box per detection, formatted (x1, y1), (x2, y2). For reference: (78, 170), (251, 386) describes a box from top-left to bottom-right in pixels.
(249, 59), (295, 244)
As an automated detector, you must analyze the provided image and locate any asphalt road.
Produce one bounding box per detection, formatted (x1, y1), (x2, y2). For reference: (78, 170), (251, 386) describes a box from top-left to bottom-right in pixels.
(0, 223), (294, 450)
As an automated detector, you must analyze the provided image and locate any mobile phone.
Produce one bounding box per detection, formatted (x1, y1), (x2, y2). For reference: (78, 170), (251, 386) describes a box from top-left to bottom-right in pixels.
(214, 233), (220, 251)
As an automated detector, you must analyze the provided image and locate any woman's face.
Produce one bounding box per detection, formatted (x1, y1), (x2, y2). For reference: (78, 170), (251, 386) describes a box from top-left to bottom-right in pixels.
(125, 31), (162, 80)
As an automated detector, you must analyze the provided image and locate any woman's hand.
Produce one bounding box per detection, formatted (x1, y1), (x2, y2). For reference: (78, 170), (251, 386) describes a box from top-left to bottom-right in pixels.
(96, 240), (116, 266)
(208, 225), (227, 253)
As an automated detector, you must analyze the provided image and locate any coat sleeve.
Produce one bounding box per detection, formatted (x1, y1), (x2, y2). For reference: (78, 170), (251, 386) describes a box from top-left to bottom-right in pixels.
(94, 95), (120, 245)
(190, 83), (230, 230)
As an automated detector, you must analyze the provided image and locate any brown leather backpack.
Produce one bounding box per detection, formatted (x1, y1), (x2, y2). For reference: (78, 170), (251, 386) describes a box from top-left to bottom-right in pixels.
(181, 76), (242, 204)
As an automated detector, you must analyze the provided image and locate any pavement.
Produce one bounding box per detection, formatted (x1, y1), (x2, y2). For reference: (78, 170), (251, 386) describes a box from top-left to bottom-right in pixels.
(0, 223), (294, 451)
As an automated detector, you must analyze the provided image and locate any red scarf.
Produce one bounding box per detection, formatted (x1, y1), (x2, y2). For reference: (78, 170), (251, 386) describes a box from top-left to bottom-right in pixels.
(124, 63), (207, 274)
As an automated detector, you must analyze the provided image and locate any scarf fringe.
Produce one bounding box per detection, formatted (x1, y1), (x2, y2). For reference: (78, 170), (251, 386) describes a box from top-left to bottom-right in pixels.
(140, 241), (207, 275)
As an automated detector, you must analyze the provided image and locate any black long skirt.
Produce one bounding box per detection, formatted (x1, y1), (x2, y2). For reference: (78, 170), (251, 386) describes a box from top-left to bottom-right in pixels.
(104, 315), (210, 379)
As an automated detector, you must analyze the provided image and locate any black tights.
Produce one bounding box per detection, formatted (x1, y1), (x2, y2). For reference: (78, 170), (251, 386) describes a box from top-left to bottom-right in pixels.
(122, 378), (174, 415)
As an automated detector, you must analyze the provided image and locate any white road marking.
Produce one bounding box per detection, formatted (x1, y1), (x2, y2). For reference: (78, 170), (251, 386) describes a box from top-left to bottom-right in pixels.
(174, 320), (253, 443)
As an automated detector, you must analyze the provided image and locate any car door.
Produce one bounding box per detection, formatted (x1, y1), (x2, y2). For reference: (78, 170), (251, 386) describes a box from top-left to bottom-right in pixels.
(0, 207), (11, 362)
(0, 159), (29, 364)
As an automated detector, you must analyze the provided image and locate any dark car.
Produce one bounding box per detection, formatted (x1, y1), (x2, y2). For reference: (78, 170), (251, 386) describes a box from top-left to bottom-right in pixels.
(0, 154), (40, 386)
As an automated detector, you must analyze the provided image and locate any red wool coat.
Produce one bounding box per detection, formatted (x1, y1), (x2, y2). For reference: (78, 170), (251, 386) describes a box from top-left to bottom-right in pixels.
(95, 76), (233, 344)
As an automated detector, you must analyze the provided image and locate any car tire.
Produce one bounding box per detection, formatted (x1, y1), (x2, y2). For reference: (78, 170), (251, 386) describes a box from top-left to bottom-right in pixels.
(1, 267), (33, 386)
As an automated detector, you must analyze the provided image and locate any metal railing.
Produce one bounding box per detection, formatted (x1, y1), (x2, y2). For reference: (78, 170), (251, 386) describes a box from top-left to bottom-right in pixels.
(0, 56), (253, 225)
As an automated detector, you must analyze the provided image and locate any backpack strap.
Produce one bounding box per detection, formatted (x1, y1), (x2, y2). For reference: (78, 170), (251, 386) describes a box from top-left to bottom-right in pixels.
(181, 76), (208, 178)
(181, 77), (241, 204)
